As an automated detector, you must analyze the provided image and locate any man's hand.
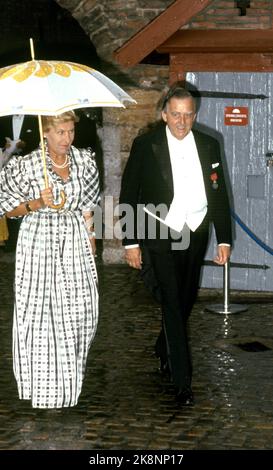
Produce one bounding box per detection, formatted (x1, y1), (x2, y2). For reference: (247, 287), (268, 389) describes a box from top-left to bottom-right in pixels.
(213, 245), (231, 265)
(125, 247), (142, 270)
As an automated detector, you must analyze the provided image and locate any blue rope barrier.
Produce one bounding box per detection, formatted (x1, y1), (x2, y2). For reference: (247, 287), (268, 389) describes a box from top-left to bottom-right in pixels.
(231, 210), (273, 256)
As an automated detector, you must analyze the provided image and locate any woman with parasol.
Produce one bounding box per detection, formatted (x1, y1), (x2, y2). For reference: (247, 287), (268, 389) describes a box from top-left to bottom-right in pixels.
(0, 110), (100, 408)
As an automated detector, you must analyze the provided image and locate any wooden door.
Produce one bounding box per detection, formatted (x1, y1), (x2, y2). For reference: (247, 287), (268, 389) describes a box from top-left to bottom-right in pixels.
(188, 72), (273, 291)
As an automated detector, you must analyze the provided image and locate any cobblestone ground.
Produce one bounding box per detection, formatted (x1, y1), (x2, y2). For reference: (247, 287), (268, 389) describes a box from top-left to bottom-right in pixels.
(1, 252), (273, 452)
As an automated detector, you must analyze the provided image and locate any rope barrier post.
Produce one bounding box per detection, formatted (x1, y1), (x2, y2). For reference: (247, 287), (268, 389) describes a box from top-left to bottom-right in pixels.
(205, 260), (248, 314)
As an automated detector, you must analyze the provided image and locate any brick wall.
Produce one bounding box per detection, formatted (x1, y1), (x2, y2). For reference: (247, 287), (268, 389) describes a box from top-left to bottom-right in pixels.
(187, 0), (272, 29)
(56, 0), (173, 59)
(55, 1), (273, 66)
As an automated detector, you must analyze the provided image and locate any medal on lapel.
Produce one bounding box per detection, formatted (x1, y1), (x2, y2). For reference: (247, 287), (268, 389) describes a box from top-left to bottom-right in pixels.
(210, 172), (218, 189)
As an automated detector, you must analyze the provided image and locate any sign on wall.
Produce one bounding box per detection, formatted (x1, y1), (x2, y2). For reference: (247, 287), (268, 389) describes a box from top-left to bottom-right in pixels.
(224, 106), (248, 126)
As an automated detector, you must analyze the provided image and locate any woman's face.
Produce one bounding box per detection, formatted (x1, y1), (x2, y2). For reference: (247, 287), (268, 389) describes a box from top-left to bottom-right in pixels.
(44, 120), (75, 157)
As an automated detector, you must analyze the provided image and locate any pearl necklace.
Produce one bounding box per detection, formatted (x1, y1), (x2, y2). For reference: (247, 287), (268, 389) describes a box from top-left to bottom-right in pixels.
(48, 154), (69, 169)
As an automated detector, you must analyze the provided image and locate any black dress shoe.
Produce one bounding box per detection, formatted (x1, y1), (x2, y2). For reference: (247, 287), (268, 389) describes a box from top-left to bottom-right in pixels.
(176, 387), (194, 406)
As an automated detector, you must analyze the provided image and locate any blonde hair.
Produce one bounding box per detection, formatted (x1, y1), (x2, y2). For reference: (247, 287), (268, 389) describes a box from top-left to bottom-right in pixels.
(42, 111), (79, 132)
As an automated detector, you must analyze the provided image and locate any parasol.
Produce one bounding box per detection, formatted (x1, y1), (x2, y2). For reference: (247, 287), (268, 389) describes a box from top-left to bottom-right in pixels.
(0, 39), (136, 208)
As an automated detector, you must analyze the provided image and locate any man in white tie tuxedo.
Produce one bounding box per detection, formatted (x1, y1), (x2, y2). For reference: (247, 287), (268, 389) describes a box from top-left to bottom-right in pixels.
(119, 84), (232, 405)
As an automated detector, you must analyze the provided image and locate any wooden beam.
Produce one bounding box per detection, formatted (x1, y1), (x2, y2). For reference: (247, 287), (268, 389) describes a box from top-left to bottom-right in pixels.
(170, 53), (273, 72)
(157, 30), (273, 54)
(113, 0), (213, 67)
(169, 68), (186, 84)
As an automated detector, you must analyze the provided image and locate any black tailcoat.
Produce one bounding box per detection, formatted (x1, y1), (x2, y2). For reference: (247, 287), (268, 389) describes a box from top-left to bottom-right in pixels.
(120, 123), (232, 391)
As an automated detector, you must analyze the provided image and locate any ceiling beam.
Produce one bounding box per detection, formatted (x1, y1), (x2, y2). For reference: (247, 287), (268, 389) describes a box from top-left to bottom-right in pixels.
(157, 30), (273, 54)
(170, 52), (273, 72)
(113, 0), (213, 67)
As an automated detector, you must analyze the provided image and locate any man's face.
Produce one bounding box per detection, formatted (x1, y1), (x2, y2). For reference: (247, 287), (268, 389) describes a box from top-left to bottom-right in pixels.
(161, 96), (196, 140)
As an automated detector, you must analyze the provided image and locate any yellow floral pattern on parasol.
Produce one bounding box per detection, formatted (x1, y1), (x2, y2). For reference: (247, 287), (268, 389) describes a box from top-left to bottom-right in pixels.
(0, 61), (93, 82)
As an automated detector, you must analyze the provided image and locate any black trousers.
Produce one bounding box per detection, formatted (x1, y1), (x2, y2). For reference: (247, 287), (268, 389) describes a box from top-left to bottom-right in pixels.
(144, 219), (209, 392)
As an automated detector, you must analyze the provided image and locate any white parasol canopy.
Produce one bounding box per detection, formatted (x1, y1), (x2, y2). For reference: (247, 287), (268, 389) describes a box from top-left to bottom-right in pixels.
(0, 59), (136, 116)
(0, 39), (136, 208)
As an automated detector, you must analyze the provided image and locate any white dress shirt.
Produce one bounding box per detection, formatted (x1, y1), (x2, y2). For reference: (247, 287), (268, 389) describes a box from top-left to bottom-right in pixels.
(143, 127), (207, 233)
(162, 127), (207, 232)
(126, 126), (229, 248)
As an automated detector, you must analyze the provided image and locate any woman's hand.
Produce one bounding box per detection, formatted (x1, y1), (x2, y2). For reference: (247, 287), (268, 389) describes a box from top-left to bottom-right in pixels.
(40, 187), (54, 207)
(89, 236), (96, 256)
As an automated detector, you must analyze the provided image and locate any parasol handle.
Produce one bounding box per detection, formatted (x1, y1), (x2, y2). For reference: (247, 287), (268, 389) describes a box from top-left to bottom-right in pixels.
(38, 114), (48, 188)
(49, 189), (66, 210)
(37, 114), (66, 210)
(30, 39), (65, 210)
(30, 38), (35, 61)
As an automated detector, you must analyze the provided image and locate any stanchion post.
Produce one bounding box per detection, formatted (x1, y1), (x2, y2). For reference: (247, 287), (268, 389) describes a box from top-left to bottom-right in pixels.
(205, 260), (248, 314)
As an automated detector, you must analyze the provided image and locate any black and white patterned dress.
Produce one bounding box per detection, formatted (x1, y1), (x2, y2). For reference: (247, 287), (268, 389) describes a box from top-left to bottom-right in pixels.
(0, 146), (100, 408)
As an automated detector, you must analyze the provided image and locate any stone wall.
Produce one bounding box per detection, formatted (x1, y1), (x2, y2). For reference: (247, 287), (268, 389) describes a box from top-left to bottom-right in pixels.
(100, 88), (166, 263)
(56, 0), (173, 60)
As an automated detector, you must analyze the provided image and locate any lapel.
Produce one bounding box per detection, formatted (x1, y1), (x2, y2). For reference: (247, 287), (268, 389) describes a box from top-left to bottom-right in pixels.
(151, 124), (173, 194)
(150, 127), (214, 197)
(192, 130), (212, 190)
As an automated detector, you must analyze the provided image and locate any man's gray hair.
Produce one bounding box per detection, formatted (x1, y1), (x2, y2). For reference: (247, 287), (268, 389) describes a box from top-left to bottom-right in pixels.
(162, 85), (195, 112)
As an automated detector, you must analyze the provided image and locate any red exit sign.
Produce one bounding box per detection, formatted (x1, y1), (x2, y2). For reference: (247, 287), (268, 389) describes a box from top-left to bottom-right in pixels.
(224, 106), (248, 126)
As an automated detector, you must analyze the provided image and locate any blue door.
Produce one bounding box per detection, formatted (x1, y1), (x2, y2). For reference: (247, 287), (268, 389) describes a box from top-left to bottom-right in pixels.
(187, 72), (273, 291)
